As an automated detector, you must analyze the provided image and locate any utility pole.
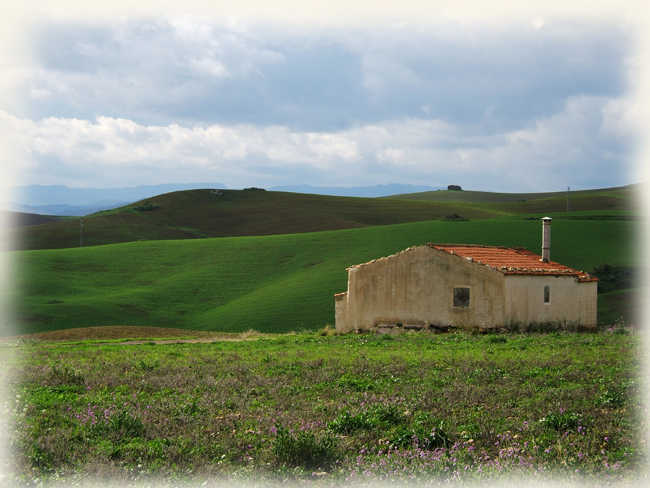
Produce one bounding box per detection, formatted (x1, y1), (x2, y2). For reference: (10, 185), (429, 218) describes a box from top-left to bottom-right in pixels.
(567, 186), (570, 212)
(80, 218), (83, 247)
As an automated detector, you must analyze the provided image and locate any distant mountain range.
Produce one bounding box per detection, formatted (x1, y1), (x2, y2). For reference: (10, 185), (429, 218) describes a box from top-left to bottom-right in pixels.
(1, 183), (442, 216)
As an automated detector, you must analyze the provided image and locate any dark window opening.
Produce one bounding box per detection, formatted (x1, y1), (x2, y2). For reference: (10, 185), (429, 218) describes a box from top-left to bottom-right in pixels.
(453, 287), (470, 307)
(544, 285), (550, 303)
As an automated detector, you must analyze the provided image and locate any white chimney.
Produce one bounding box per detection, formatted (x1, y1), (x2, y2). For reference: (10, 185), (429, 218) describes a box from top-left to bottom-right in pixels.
(541, 217), (551, 262)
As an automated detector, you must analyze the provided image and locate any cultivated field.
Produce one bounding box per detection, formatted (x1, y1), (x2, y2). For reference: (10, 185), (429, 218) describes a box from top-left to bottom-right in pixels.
(3, 326), (644, 486)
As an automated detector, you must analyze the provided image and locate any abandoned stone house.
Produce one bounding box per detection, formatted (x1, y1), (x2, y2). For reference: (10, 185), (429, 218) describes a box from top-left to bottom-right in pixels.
(335, 218), (598, 333)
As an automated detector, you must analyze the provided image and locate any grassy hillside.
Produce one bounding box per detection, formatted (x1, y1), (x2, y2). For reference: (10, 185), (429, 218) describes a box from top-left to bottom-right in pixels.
(12, 213), (638, 336)
(388, 183), (641, 204)
(1, 210), (68, 228)
(8, 186), (638, 251)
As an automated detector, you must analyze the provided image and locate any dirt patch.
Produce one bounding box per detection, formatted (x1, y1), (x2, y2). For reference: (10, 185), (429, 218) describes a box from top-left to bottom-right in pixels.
(19, 313), (54, 323)
(118, 304), (149, 316)
(0, 326), (241, 344)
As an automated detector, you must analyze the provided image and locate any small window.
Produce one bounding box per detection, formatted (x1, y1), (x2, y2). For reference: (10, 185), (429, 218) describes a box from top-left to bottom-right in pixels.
(453, 287), (470, 307)
(544, 285), (550, 303)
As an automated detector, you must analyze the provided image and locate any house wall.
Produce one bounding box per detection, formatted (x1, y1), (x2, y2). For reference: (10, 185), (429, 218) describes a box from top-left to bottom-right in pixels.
(578, 281), (598, 329)
(335, 245), (598, 333)
(335, 293), (348, 332)
(503, 275), (597, 329)
(337, 246), (507, 333)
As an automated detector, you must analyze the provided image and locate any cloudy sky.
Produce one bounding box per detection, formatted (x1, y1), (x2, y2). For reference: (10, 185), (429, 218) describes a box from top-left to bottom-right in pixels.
(0, 2), (647, 193)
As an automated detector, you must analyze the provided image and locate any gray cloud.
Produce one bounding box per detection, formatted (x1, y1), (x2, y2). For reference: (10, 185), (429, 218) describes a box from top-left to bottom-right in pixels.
(24, 18), (631, 133)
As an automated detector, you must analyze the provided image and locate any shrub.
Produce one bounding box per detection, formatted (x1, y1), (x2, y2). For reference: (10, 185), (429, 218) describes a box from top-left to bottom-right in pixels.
(599, 389), (626, 408)
(242, 328), (262, 339)
(272, 426), (337, 470)
(486, 335), (507, 344)
(389, 421), (450, 450)
(505, 320), (581, 333)
(588, 264), (638, 294)
(27, 443), (55, 472)
(337, 373), (374, 392)
(134, 202), (158, 211)
(539, 411), (581, 432)
(175, 399), (203, 419)
(139, 359), (159, 371)
(440, 214), (468, 221)
(318, 325), (336, 336)
(109, 411), (144, 438)
(328, 411), (371, 434)
(370, 404), (403, 426)
(328, 405), (405, 434)
(50, 364), (85, 386)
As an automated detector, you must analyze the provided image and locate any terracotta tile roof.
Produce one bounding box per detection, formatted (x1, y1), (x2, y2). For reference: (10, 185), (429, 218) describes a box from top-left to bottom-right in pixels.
(427, 243), (597, 282)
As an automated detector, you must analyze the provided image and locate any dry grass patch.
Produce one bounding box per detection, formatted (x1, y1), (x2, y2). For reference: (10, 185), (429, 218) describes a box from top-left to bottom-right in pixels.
(1, 326), (229, 343)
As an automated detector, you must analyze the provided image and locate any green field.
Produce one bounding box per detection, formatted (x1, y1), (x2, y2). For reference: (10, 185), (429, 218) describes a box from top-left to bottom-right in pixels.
(4, 329), (643, 486)
(13, 210), (639, 336)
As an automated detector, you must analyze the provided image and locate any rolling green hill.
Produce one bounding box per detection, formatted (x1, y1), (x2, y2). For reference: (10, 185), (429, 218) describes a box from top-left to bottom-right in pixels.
(12, 213), (639, 336)
(387, 183), (641, 204)
(8, 185), (639, 251)
(1, 210), (69, 228)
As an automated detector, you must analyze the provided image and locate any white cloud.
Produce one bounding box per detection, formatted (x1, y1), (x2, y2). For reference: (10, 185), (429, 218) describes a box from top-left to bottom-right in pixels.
(189, 57), (230, 78)
(1, 93), (636, 191)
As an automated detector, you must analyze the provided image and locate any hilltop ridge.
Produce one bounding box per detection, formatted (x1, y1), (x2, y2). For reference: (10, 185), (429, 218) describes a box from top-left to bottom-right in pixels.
(6, 185), (639, 251)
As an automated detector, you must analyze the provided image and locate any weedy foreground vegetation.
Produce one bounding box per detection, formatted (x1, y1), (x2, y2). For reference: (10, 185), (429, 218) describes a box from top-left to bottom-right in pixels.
(3, 325), (645, 487)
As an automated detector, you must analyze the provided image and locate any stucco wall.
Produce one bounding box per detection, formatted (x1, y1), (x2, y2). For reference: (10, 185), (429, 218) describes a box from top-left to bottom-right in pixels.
(503, 275), (596, 328)
(578, 281), (598, 329)
(337, 246), (506, 333)
(335, 293), (348, 332)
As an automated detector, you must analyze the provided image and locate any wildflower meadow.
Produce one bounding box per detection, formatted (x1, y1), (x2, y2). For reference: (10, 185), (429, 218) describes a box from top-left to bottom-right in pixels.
(2, 325), (645, 487)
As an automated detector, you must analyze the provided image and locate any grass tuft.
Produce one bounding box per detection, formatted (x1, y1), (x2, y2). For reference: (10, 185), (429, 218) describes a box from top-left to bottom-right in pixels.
(539, 411), (582, 433)
(272, 426), (338, 470)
